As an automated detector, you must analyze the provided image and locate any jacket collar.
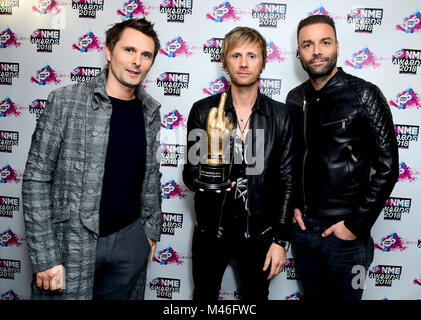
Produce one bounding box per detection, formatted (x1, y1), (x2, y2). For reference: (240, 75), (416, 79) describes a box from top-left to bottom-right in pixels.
(225, 86), (270, 117)
(90, 68), (160, 118)
(305, 66), (346, 94)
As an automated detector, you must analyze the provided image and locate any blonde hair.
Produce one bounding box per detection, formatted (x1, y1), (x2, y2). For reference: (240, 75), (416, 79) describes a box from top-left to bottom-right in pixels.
(221, 27), (267, 70)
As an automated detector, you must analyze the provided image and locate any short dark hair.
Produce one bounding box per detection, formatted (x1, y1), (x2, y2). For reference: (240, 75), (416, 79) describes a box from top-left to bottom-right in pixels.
(222, 26), (267, 70)
(105, 18), (160, 61)
(297, 15), (337, 43)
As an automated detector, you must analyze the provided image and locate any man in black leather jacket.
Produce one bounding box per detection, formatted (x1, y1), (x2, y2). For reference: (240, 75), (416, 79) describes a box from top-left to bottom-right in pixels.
(183, 27), (294, 300)
(287, 15), (399, 300)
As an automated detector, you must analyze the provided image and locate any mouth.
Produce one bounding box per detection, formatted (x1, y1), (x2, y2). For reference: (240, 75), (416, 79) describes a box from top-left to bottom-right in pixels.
(127, 69), (140, 76)
(310, 58), (327, 66)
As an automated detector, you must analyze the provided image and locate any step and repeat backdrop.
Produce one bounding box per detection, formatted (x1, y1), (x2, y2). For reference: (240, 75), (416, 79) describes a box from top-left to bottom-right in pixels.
(1, 0), (421, 300)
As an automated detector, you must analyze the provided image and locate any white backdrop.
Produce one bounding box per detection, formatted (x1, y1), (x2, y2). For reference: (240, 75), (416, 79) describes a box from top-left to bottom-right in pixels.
(0, 0), (420, 300)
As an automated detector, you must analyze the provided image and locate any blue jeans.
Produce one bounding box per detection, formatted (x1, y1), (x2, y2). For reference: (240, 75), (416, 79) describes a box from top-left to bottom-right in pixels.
(292, 217), (374, 301)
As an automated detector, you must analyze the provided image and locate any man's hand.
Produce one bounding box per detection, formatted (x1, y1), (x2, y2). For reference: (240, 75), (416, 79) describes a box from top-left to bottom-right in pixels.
(36, 264), (65, 293)
(292, 208), (306, 231)
(322, 220), (357, 240)
(263, 243), (286, 280)
(148, 239), (156, 261)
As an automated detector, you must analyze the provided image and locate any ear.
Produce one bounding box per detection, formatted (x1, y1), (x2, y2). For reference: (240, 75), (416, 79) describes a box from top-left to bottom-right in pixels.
(336, 41), (339, 57)
(296, 47), (300, 59)
(105, 45), (111, 63)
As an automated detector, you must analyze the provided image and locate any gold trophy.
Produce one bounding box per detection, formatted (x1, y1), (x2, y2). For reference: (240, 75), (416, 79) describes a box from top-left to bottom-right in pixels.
(194, 92), (234, 190)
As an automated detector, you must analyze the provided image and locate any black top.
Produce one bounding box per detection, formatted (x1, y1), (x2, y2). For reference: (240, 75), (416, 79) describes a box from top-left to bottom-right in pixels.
(99, 96), (147, 236)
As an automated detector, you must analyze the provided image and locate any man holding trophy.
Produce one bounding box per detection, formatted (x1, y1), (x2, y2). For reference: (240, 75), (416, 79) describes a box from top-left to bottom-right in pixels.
(183, 27), (295, 300)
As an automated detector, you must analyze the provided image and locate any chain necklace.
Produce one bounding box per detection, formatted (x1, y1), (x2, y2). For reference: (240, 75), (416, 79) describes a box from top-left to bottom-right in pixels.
(236, 112), (252, 140)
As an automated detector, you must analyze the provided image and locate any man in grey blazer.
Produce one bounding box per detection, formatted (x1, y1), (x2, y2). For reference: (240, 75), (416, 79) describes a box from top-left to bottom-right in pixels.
(22, 18), (162, 300)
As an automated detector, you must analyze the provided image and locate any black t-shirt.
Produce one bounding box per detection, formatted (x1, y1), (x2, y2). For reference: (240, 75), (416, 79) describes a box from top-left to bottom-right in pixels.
(99, 96), (146, 236)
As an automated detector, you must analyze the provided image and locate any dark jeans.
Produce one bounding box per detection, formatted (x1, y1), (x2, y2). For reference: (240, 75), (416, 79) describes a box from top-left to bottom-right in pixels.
(191, 227), (272, 301)
(93, 218), (150, 300)
(292, 217), (374, 301)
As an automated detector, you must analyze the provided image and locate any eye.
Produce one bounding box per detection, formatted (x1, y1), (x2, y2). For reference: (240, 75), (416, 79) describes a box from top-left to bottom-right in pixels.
(142, 52), (152, 59)
(250, 55), (256, 59)
(126, 48), (134, 53)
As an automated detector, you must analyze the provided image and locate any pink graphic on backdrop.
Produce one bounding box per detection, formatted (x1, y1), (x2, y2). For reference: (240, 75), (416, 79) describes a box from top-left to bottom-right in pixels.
(389, 88), (421, 110)
(345, 48), (380, 69)
(160, 36), (192, 58)
(0, 28), (21, 48)
(285, 292), (302, 300)
(72, 32), (103, 52)
(31, 65), (61, 85)
(414, 277), (421, 286)
(374, 233), (409, 252)
(307, 6), (332, 17)
(32, 0), (63, 14)
(161, 180), (186, 199)
(117, 0), (148, 18)
(1, 290), (24, 300)
(161, 110), (186, 129)
(266, 41), (286, 63)
(202, 76), (230, 96)
(396, 11), (421, 33)
(153, 247), (184, 265)
(0, 228), (23, 247)
(0, 98), (21, 118)
(0, 164), (22, 183)
(398, 162), (420, 182)
(207, 2), (240, 22)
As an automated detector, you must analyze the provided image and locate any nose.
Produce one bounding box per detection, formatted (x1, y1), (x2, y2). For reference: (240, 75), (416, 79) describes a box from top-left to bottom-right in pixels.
(313, 43), (322, 56)
(239, 56), (248, 68)
(132, 53), (141, 67)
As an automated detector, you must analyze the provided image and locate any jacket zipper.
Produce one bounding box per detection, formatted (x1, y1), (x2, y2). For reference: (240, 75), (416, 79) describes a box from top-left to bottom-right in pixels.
(321, 118), (348, 129)
(302, 98), (308, 214)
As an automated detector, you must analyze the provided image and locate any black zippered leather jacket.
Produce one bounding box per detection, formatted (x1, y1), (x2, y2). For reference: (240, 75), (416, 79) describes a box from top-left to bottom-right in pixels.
(286, 68), (399, 238)
(183, 88), (295, 242)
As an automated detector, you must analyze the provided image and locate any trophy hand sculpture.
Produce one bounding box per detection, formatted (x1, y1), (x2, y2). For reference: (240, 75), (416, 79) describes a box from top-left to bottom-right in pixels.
(195, 92), (234, 190)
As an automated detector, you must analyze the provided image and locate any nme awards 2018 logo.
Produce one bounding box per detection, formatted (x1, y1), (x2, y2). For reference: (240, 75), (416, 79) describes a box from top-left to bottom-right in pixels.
(0, 195), (19, 218)
(251, 3), (286, 28)
(153, 246), (185, 265)
(0, 62), (19, 85)
(160, 144), (185, 167)
(161, 212), (183, 235)
(32, 0), (63, 14)
(72, 0), (104, 18)
(0, 0), (19, 15)
(29, 99), (46, 120)
(0, 259), (21, 279)
(375, 233), (409, 252)
(207, 2), (239, 23)
(203, 76), (230, 96)
(30, 29), (60, 52)
(347, 8), (383, 33)
(281, 258), (297, 280)
(395, 124), (419, 149)
(259, 78), (281, 98)
(397, 11), (421, 34)
(161, 109), (186, 130)
(117, 0), (148, 18)
(383, 197), (411, 221)
(71, 66), (101, 83)
(1, 98), (21, 117)
(392, 49), (421, 74)
(0, 130), (18, 153)
(149, 277), (180, 299)
(157, 72), (189, 96)
(31, 65), (61, 85)
(160, 0), (192, 23)
(72, 32), (103, 52)
(0, 164), (22, 183)
(389, 88), (421, 110)
(161, 180), (186, 199)
(369, 265), (402, 287)
(159, 36), (192, 58)
(203, 38), (223, 63)
(345, 47), (380, 69)
(0, 28), (21, 48)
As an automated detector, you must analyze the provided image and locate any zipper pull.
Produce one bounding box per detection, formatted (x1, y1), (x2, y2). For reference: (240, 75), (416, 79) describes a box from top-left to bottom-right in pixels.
(342, 119), (346, 129)
(303, 98), (306, 111)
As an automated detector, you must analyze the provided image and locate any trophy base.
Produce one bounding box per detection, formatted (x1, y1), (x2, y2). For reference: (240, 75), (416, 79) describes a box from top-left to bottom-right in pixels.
(194, 178), (232, 191)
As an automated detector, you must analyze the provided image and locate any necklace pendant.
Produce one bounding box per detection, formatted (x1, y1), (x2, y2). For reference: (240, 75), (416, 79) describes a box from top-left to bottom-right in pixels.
(240, 118), (244, 122)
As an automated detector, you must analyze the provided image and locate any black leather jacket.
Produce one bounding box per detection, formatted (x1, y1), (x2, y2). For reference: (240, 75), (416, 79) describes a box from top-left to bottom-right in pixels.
(183, 88), (295, 243)
(286, 68), (399, 238)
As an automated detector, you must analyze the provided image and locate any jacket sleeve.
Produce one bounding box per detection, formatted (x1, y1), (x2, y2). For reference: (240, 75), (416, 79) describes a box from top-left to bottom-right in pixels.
(142, 107), (163, 242)
(22, 91), (64, 274)
(182, 102), (206, 192)
(273, 107), (296, 242)
(344, 85), (399, 238)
